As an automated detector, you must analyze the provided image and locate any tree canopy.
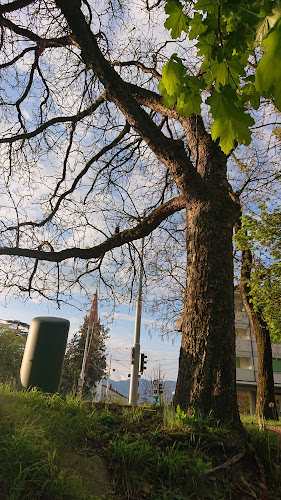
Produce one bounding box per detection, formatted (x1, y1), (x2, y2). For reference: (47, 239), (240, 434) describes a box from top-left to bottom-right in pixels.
(60, 316), (109, 395)
(161, 0), (281, 153)
(236, 208), (281, 342)
(0, 322), (27, 383)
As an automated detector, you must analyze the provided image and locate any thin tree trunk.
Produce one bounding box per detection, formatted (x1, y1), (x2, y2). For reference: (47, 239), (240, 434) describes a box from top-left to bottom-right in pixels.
(174, 196), (241, 427)
(240, 247), (278, 420)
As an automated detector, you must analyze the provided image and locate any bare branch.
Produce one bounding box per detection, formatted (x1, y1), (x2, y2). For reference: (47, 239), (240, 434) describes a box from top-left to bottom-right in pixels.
(0, 94), (106, 144)
(0, 195), (186, 262)
(0, 45), (35, 69)
(0, 0), (35, 13)
(112, 60), (161, 80)
(0, 13), (78, 48)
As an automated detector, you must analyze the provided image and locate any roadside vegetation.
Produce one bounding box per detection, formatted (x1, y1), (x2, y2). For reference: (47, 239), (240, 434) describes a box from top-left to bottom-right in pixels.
(0, 384), (280, 500)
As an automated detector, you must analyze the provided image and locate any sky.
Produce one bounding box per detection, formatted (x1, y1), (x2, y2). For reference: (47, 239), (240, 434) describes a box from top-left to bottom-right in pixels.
(0, 1), (185, 384)
(0, 294), (181, 382)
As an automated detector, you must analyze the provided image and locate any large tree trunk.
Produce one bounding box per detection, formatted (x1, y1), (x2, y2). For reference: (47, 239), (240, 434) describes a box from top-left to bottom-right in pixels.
(240, 247), (278, 420)
(174, 195), (241, 426)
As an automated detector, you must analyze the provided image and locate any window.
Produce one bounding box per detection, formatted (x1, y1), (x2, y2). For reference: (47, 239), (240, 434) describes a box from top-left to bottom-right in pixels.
(239, 357), (252, 369)
(236, 357), (240, 368)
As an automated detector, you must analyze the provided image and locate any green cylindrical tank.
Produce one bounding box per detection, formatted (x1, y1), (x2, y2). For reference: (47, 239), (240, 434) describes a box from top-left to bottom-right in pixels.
(20, 317), (70, 392)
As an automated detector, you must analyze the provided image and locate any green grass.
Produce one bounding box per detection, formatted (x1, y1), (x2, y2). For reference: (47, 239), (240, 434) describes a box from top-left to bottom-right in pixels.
(0, 384), (280, 499)
(241, 414), (281, 426)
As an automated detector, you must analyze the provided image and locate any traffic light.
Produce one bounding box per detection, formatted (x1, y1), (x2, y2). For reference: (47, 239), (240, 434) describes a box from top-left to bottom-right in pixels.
(153, 379), (158, 397)
(130, 347), (135, 364)
(159, 382), (163, 395)
(139, 353), (147, 374)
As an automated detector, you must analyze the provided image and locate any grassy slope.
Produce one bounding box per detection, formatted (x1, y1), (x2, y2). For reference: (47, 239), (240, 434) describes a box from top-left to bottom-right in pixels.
(0, 385), (280, 500)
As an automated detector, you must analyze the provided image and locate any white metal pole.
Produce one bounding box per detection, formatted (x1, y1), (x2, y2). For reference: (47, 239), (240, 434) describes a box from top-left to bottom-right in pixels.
(77, 319), (92, 394)
(129, 237), (144, 404)
(159, 363), (161, 405)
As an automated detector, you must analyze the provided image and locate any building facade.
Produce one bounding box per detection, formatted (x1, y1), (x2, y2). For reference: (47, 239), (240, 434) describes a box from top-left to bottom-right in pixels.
(235, 291), (281, 415)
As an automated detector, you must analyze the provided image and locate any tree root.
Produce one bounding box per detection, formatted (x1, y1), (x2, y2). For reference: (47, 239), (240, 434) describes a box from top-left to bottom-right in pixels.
(204, 450), (246, 475)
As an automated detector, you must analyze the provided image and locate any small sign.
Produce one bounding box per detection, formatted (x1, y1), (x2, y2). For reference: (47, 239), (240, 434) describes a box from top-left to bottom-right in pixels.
(153, 379), (158, 386)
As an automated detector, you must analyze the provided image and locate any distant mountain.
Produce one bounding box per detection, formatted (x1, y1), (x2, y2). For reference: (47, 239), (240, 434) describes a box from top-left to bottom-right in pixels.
(108, 378), (176, 403)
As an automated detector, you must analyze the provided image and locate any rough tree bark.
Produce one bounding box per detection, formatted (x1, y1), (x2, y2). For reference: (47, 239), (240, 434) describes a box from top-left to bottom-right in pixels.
(240, 246), (278, 420)
(174, 156), (240, 424)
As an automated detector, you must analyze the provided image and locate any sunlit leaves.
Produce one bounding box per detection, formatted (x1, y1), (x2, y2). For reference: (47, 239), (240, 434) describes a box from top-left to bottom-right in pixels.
(164, 0), (189, 39)
(177, 78), (202, 117)
(161, 0), (281, 153)
(161, 54), (186, 95)
(235, 210), (281, 341)
(256, 5), (281, 44)
(160, 58), (202, 118)
(256, 19), (281, 109)
(207, 87), (254, 152)
(189, 12), (207, 40)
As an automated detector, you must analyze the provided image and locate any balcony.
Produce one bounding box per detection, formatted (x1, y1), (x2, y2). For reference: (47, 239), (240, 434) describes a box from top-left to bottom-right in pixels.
(236, 368), (256, 383)
(236, 338), (252, 355)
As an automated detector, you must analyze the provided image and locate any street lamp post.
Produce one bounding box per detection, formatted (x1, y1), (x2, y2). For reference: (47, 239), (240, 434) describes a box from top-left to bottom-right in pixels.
(129, 238), (144, 404)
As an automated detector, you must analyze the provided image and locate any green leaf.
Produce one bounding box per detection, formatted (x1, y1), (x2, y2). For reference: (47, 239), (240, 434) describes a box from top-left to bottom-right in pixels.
(206, 87), (236, 119)
(210, 60), (229, 88)
(208, 87), (254, 153)
(189, 12), (207, 40)
(176, 78), (202, 117)
(239, 82), (260, 109)
(158, 80), (177, 108)
(256, 20), (281, 109)
(211, 112), (253, 153)
(195, 0), (217, 14)
(161, 55), (186, 96)
(164, 0), (188, 39)
(196, 32), (217, 58)
(256, 7), (281, 45)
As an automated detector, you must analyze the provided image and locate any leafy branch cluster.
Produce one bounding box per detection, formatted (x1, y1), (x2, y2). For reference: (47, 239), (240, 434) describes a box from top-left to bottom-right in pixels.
(236, 208), (281, 341)
(161, 0), (281, 153)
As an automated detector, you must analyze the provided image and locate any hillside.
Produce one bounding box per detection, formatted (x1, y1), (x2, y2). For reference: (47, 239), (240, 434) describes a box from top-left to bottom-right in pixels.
(0, 384), (280, 499)
(110, 379), (176, 403)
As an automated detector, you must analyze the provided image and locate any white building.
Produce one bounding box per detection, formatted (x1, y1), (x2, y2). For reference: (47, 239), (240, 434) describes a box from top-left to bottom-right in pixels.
(100, 384), (128, 403)
(175, 293), (281, 415)
(235, 291), (281, 415)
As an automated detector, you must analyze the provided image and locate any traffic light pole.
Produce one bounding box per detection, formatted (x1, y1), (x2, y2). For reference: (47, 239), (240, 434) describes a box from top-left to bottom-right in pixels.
(129, 237), (144, 404)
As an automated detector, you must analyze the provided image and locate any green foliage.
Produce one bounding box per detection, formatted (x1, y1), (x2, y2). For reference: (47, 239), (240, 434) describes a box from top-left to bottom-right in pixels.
(256, 19), (281, 108)
(161, 0), (281, 153)
(164, 404), (219, 430)
(121, 405), (144, 425)
(60, 316), (109, 396)
(235, 209), (281, 341)
(0, 323), (27, 384)
(164, 0), (189, 39)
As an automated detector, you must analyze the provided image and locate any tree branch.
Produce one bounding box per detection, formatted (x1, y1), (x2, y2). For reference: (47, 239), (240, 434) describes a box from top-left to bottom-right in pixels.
(0, 0), (35, 13)
(0, 94), (106, 144)
(0, 14), (78, 48)
(2, 119), (129, 231)
(55, 0), (209, 204)
(0, 196), (186, 262)
(112, 60), (161, 80)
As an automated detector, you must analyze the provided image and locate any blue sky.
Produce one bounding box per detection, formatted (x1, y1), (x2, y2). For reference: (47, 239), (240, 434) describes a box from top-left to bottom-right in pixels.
(0, 295), (180, 382)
